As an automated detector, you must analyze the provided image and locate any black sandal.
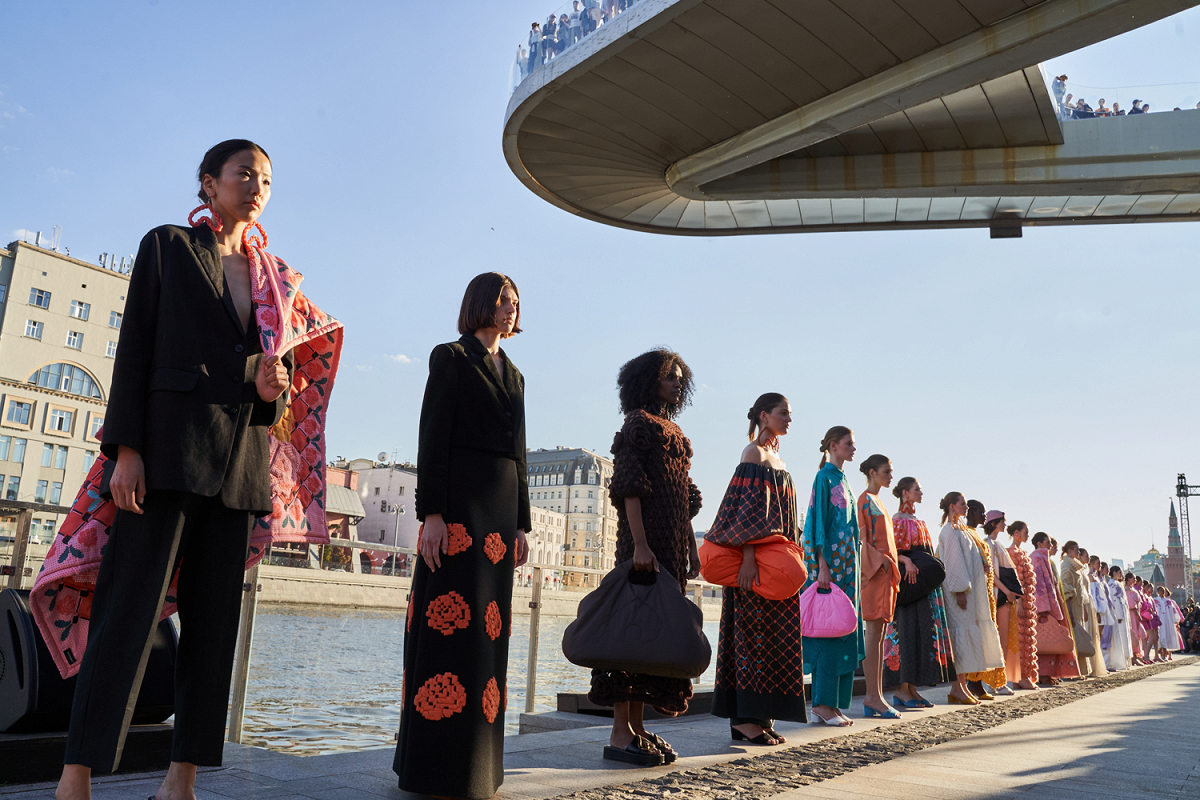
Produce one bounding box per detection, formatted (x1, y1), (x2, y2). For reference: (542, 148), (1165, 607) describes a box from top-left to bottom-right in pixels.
(642, 732), (678, 763)
(730, 726), (779, 746)
(764, 727), (786, 744)
(603, 736), (664, 766)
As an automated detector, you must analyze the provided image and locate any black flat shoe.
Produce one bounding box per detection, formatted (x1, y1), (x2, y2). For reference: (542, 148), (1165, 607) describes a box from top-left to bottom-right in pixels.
(731, 727), (779, 745)
(641, 733), (678, 763)
(603, 736), (664, 766)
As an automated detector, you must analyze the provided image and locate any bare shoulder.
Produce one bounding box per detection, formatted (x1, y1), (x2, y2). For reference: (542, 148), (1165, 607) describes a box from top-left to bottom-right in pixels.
(740, 442), (766, 464)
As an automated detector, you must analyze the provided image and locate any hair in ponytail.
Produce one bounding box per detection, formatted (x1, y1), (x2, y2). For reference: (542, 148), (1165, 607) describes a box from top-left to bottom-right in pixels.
(747, 393), (787, 440)
(859, 454), (889, 479)
(939, 491), (964, 524)
(818, 425), (852, 467)
(892, 476), (917, 500)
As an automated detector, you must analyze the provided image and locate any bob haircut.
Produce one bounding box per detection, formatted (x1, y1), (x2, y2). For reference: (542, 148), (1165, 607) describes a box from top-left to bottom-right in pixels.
(617, 348), (693, 420)
(457, 272), (521, 338)
(197, 139), (271, 203)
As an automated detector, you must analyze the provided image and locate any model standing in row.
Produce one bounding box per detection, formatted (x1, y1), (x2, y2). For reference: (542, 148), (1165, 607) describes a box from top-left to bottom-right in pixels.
(801, 427), (864, 726)
(883, 478), (953, 706)
(395, 273), (531, 799)
(1005, 522), (1039, 690)
(981, 510), (1018, 695)
(856, 455), (901, 718)
(592, 349), (703, 766)
(709, 394), (807, 744)
(936, 493), (1005, 705)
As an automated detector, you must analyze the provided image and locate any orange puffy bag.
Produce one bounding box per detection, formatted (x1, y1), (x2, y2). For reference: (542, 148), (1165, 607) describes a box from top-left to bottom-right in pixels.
(699, 535), (808, 601)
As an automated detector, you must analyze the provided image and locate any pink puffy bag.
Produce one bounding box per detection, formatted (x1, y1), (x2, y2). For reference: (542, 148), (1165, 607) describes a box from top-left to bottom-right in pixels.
(800, 582), (859, 638)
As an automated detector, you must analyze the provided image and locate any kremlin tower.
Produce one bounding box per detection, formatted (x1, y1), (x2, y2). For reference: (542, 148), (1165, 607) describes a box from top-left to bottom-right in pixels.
(1165, 501), (1187, 597)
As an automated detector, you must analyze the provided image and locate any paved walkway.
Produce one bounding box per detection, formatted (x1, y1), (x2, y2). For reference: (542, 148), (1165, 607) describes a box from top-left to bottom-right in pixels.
(3, 662), (1196, 799)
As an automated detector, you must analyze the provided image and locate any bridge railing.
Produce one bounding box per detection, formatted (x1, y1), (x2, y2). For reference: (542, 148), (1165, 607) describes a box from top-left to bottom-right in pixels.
(509, 0), (648, 94)
(1036, 65), (1200, 122)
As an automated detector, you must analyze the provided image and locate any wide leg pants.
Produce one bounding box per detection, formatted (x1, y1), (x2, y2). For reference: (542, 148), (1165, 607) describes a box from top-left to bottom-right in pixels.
(63, 490), (253, 772)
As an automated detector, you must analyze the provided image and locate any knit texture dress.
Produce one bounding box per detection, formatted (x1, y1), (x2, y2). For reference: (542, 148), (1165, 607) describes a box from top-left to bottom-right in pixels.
(589, 409), (702, 714)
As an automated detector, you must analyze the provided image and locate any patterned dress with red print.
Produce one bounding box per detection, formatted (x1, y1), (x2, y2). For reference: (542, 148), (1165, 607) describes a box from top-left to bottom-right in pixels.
(708, 462), (807, 726)
(882, 502), (953, 687)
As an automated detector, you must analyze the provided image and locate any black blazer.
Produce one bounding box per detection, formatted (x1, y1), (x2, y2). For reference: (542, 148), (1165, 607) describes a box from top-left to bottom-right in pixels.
(415, 334), (531, 531)
(102, 224), (290, 514)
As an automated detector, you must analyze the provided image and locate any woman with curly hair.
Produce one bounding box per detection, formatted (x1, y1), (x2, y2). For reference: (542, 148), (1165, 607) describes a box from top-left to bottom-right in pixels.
(801, 426), (864, 726)
(591, 348), (702, 766)
(708, 393), (807, 746)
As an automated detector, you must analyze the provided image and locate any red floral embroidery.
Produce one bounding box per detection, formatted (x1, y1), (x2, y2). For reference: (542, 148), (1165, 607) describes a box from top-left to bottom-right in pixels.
(447, 523), (472, 556)
(484, 532), (506, 564)
(414, 673), (466, 721)
(426, 591), (471, 636)
(485, 601), (502, 640)
(482, 677), (500, 724)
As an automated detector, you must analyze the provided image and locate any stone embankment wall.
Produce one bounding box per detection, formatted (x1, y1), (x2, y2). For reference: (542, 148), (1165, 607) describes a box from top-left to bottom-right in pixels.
(257, 565), (721, 620)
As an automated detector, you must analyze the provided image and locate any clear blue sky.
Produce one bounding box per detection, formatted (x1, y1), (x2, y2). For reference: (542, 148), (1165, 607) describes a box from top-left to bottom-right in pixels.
(3, 2), (1198, 569)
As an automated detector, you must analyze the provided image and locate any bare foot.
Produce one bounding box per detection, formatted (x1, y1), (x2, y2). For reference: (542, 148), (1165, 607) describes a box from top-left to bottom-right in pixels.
(56, 764), (91, 800)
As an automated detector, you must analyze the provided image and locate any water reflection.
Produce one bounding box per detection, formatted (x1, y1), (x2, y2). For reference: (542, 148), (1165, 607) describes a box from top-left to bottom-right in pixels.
(240, 603), (719, 755)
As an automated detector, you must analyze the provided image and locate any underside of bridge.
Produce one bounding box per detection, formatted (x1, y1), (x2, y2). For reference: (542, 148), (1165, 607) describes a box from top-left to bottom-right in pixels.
(503, 0), (1200, 234)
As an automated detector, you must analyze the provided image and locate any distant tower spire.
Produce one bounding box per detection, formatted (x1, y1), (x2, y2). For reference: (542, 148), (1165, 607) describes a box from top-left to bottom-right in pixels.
(1166, 499), (1186, 594)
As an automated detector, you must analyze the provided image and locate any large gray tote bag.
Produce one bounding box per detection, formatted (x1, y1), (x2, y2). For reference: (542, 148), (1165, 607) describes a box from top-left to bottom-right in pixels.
(561, 561), (711, 679)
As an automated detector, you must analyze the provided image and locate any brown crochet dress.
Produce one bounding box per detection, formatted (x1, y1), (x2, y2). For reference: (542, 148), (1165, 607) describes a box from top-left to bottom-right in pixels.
(588, 409), (703, 715)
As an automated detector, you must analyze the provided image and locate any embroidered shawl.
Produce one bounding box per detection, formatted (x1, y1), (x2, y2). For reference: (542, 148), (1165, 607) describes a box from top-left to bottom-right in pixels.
(30, 227), (343, 678)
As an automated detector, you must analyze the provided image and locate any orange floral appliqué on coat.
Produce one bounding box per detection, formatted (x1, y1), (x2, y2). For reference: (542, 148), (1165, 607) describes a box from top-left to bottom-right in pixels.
(426, 591), (471, 635)
(485, 601), (502, 640)
(446, 523), (472, 555)
(406, 595), (414, 632)
(482, 677), (500, 723)
(483, 532), (507, 564)
(414, 673), (467, 721)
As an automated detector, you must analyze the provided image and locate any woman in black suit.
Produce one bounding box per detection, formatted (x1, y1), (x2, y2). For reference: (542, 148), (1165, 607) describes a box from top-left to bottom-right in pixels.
(56, 139), (291, 800)
(394, 273), (530, 799)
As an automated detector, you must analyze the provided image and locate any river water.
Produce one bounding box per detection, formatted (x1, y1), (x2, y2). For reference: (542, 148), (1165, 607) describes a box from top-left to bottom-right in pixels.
(238, 603), (720, 756)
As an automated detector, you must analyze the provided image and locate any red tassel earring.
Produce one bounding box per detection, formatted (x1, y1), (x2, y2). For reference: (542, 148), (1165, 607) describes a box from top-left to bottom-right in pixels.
(188, 202), (225, 232)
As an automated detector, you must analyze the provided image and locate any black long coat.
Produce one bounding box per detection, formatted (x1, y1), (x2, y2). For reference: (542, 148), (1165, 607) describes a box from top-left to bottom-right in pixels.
(415, 333), (531, 531)
(101, 224), (289, 515)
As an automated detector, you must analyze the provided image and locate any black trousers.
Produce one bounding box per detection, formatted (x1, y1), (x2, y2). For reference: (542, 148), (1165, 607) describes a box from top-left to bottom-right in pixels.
(64, 490), (254, 772)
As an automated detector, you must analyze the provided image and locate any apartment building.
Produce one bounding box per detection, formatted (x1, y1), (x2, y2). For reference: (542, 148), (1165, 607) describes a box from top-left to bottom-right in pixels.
(0, 241), (129, 544)
(526, 446), (616, 589)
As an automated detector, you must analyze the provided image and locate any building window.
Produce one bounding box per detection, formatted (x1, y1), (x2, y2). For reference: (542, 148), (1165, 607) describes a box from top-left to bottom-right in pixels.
(50, 482), (63, 505)
(574, 490), (579, 498)
(29, 288), (51, 309)
(83, 450), (96, 472)
(380, 530), (385, 542)
(398, 486), (405, 495)
(69, 300), (91, 321)
(11, 438), (26, 462)
(25, 320), (43, 339)
(589, 473), (596, 485)
(35, 480), (48, 503)
(28, 363), (102, 399)
(87, 414), (103, 442)
(5, 399), (33, 427)
(48, 408), (74, 434)
(0, 284), (6, 302)
(66, 331), (84, 349)
(106, 341), (118, 358)
(0, 436), (8, 460)
(41, 443), (54, 467)
(588, 506), (593, 514)
(374, 487), (380, 495)
(109, 311), (123, 329)
(5, 476), (18, 500)
(588, 490), (594, 499)
(55, 445), (68, 469)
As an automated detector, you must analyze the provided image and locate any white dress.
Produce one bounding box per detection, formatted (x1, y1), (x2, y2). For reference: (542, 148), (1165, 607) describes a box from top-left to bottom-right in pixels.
(1104, 579), (1132, 671)
(937, 520), (1005, 674)
(1156, 597), (1182, 650)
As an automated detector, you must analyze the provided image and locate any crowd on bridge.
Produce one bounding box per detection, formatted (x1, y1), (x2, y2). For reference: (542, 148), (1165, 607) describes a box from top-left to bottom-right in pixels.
(1052, 74), (1200, 120)
(513, 0), (644, 85)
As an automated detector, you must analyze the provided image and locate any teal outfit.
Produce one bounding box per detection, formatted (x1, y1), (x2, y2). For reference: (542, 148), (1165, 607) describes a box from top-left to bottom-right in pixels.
(801, 462), (865, 709)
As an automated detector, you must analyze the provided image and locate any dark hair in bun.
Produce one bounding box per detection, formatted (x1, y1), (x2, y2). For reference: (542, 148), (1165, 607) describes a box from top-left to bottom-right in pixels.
(892, 476), (917, 500)
(747, 393), (787, 440)
(858, 454), (889, 478)
(939, 491), (964, 524)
